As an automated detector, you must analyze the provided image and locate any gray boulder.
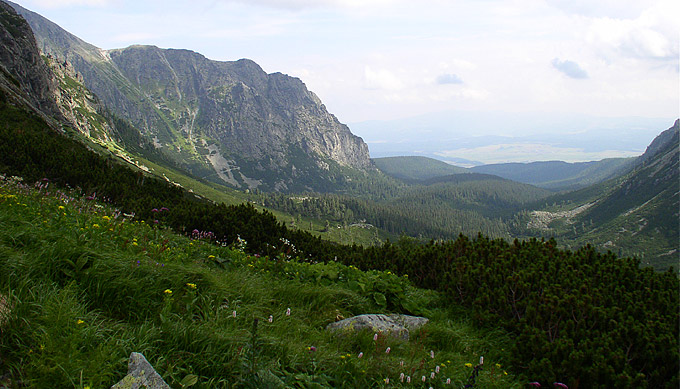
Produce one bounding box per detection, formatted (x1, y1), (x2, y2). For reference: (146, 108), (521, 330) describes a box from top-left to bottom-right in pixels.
(326, 314), (429, 340)
(111, 352), (170, 389)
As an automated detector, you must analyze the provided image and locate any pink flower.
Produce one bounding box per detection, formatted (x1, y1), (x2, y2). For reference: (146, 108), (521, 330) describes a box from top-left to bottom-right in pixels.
(430, 371), (436, 379)
(400, 373), (405, 382)
(406, 376), (411, 383)
(435, 365), (440, 373)
(446, 378), (451, 385)
(268, 315), (273, 323)
(373, 333), (378, 341)
(430, 350), (435, 359)
(422, 375), (426, 382)
(553, 383), (568, 389)
(358, 352), (363, 358)
(308, 346), (317, 352)
(528, 383), (541, 388)
(232, 310), (237, 318)
(385, 347), (391, 354)
(286, 307), (291, 316)
(400, 360), (404, 367)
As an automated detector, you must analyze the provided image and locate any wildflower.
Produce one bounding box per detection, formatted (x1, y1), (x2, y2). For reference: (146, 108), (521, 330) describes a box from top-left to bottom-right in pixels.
(504, 371), (508, 375)
(286, 307), (291, 316)
(406, 376), (411, 383)
(373, 333), (378, 341)
(308, 346), (316, 352)
(479, 356), (484, 365)
(430, 350), (435, 359)
(399, 373), (405, 382)
(58, 205), (65, 210)
(528, 382), (541, 387)
(102, 215), (110, 221)
(421, 375), (426, 382)
(208, 255), (215, 259)
(446, 378), (451, 385)
(232, 310), (237, 318)
(495, 363), (501, 369)
(186, 283), (197, 290)
(435, 365), (440, 373)
(431, 371), (436, 379)
(385, 347), (391, 354)
(151, 208), (159, 213)
(76, 319), (84, 325)
(358, 352), (363, 358)
(465, 363), (473, 368)
(384, 378), (389, 384)
(399, 360), (404, 367)
(340, 355), (345, 359)
(553, 383), (568, 389)
(160, 207), (169, 212)
(92, 224), (99, 228)
(268, 315), (273, 323)
(163, 289), (172, 295)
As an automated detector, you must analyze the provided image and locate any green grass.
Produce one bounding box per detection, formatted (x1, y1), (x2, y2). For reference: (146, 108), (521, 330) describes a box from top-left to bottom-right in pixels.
(0, 176), (522, 388)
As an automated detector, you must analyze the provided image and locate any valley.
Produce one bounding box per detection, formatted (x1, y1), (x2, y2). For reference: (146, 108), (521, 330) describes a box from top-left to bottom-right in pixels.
(0, 1), (678, 387)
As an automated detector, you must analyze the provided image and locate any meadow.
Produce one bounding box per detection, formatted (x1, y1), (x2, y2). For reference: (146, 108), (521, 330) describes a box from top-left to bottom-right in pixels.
(0, 175), (521, 388)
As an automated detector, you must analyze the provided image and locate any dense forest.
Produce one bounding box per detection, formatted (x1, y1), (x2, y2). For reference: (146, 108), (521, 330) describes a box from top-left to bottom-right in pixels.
(1, 89), (678, 387)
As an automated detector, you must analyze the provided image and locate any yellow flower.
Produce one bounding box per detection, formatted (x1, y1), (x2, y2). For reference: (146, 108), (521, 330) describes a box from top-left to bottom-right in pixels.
(164, 289), (173, 295)
(465, 363), (473, 368)
(186, 283), (197, 290)
(208, 255), (215, 259)
(102, 216), (110, 222)
(340, 355), (345, 359)
(92, 224), (99, 228)
(132, 242), (138, 246)
(58, 205), (65, 210)
(496, 363), (501, 369)
(77, 319), (85, 325)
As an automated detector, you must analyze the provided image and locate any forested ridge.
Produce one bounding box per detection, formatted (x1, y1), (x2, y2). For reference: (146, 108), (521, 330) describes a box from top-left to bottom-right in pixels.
(0, 92), (678, 387)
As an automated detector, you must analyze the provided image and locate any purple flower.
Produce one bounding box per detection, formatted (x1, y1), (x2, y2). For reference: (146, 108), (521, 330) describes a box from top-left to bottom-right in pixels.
(553, 383), (568, 389)
(151, 208), (159, 213)
(160, 207), (169, 212)
(308, 346), (316, 352)
(528, 383), (541, 388)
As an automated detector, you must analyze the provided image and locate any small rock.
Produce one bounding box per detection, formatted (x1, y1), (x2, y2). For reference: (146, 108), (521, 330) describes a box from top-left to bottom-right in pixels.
(326, 314), (429, 340)
(111, 352), (170, 389)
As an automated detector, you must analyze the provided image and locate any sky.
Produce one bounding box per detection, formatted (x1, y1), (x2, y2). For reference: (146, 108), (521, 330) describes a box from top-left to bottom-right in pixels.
(11, 0), (680, 163)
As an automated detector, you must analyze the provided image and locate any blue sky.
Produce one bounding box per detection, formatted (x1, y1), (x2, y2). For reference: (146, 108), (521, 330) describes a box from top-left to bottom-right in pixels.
(11, 0), (680, 163)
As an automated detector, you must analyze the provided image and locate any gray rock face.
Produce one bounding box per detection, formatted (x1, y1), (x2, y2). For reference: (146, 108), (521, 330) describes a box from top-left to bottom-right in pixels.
(9, 1), (374, 192)
(0, 1), (61, 120)
(326, 314), (429, 340)
(111, 352), (170, 389)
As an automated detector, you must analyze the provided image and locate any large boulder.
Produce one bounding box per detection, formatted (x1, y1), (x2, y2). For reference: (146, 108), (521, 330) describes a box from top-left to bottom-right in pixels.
(111, 352), (170, 389)
(326, 314), (429, 340)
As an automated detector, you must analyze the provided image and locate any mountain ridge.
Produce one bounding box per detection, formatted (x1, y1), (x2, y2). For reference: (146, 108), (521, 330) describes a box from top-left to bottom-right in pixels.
(6, 0), (373, 192)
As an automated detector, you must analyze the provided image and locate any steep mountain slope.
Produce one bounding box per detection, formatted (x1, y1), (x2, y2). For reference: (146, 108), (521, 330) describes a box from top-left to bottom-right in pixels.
(372, 156), (468, 181)
(7, 0), (372, 192)
(0, 1), (60, 121)
(525, 120), (679, 270)
(471, 158), (636, 190)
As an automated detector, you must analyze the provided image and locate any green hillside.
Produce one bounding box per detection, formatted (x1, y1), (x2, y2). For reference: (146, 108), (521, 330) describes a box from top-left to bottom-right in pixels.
(0, 178), (520, 388)
(470, 158), (636, 191)
(373, 156), (468, 181)
(0, 89), (677, 388)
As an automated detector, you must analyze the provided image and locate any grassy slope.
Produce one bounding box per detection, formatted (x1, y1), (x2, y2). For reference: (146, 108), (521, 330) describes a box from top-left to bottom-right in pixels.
(373, 156), (468, 182)
(0, 178), (521, 388)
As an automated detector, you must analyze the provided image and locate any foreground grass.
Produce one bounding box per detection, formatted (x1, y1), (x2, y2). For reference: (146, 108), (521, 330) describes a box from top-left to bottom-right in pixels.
(0, 176), (521, 388)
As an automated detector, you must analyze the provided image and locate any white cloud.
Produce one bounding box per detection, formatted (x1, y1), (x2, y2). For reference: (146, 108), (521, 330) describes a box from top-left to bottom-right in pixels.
(586, 0), (679, 61)
(363, 66), (404, 90)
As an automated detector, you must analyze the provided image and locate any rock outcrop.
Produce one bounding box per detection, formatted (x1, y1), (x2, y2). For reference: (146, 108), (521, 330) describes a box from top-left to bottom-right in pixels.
(111, 352), (170, 389)
(326, 314), (429, 340)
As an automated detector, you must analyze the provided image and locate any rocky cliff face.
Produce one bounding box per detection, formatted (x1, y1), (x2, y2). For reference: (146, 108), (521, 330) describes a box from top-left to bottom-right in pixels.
(7, 1), (373, 192)
(0, 1), (60, 120)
